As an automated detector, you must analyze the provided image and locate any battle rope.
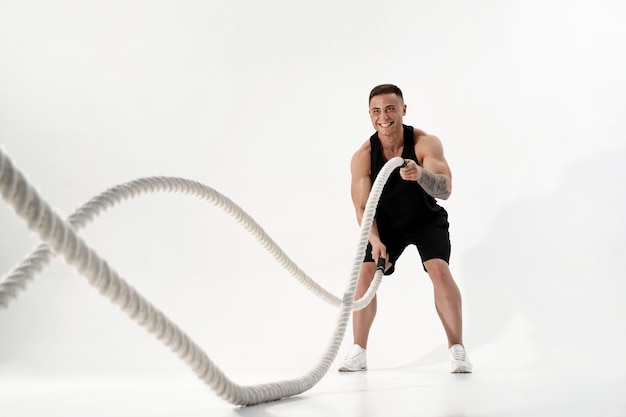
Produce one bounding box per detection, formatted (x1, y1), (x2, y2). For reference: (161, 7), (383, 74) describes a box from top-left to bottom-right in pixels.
(0, 148), (404, 406)
(0, 177), (382, 312)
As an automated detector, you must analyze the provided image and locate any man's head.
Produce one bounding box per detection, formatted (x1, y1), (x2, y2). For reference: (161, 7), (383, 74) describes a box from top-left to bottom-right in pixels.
(368, 84), (406, 137)
(369, 84), (403, 103)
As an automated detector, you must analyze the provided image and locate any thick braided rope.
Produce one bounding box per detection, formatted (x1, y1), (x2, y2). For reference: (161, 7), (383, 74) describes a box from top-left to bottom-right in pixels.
(0, 148), (403, 405)
(1, 175), (381, 311)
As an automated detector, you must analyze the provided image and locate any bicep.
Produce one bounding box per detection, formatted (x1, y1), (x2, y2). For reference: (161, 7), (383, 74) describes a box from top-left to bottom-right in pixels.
(422, 155), (451, 180)
(418, 136), (452, 180)
(350, 151), (371, 211)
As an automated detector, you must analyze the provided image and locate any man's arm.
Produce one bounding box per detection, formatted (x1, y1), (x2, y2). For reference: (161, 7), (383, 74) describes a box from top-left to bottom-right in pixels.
(399, 134), (452, 200)
(415, 167), (451, 200)
(350, 143), (387, 261)
(350, 144), (371, 226)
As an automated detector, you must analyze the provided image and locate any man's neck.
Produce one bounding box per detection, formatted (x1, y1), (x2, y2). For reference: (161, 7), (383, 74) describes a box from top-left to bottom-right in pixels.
(379, 129), (404, 152)
(378, 130), (405, 160)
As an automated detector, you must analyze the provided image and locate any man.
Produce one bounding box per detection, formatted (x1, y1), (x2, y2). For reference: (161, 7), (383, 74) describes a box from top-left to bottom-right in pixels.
(339, 84), (472, 373)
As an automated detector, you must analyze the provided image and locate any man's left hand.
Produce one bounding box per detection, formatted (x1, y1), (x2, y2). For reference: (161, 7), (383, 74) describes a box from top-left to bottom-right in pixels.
(399, 159), (422, 181)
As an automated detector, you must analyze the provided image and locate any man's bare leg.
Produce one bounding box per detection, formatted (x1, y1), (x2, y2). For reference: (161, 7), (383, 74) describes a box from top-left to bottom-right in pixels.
(352, 262), (378, 349)
(424, 258), (472, 372)
(424, 258), (463, 347)
(338, 262), (378, 371)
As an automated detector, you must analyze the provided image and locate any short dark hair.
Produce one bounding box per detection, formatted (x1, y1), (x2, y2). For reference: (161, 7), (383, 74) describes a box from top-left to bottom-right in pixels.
(369, 84), (403, 103)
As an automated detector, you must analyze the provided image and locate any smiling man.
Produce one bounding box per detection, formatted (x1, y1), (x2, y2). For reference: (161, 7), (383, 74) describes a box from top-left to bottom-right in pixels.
(339, 84), (472, 373)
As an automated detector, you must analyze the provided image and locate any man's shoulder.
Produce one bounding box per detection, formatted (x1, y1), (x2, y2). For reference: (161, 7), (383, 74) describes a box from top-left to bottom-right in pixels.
(352, 140), (371, 159)
(414, 130), (445, 160)
(411, 126), (430, 140)
(412, 127), (442, 145)
(351, 140), (371, 170)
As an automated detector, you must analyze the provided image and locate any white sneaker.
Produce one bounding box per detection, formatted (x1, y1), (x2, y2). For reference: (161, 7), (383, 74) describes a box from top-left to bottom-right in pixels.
(449, 344), (473, 373)
(338, 344), (367, 372)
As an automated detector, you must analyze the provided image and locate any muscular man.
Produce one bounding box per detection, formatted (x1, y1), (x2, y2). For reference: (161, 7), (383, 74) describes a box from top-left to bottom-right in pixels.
(339, 84), (472, 373)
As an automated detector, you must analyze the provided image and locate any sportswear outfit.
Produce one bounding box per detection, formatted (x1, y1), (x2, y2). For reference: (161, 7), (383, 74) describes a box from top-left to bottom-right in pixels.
(339, 125), (472, 373)
(363, 124), (450, 273)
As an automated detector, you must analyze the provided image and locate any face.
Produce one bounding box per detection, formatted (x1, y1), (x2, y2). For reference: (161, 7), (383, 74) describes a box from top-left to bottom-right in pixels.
(369, 93), (406, 137)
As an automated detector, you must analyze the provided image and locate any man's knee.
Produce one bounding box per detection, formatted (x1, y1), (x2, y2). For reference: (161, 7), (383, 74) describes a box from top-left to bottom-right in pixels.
(359, 262), (378, 281)
(423, 258), (451, 279)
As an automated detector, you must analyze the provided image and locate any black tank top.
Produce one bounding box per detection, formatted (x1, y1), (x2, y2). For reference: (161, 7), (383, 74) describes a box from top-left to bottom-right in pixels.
(369, 125), (447, 231)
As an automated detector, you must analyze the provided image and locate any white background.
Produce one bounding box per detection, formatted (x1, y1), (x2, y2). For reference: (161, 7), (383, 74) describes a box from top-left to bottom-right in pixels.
(1, 0), (625, 384)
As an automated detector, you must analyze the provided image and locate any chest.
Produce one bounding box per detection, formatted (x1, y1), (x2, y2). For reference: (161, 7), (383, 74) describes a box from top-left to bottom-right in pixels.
(382, 146), (404, 162)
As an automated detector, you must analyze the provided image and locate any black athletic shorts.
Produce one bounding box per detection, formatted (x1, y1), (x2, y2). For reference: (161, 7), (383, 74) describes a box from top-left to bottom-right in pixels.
(363, 219), (451, 275)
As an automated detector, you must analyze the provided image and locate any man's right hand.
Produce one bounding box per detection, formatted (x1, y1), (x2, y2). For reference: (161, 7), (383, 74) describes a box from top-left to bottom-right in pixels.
(371, 240), (391, 272)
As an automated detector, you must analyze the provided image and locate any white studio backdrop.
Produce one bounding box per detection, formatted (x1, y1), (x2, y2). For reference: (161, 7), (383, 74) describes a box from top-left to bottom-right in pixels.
(0, 0), (625, 381)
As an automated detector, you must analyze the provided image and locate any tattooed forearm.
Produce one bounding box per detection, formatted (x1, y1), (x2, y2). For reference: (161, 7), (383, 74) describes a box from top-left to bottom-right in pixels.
(417, 170), (451, 199)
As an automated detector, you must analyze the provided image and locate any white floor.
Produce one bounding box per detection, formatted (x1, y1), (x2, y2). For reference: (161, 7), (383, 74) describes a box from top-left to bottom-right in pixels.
(2, 363), (624, 417)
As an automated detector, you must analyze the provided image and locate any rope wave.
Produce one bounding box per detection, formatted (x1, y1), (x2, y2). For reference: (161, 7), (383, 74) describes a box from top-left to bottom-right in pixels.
(0, 148), (403, 406)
